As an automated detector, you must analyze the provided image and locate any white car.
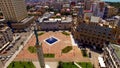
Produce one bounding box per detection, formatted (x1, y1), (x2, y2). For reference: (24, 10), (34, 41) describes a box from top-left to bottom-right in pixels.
(1, 57), (5, 61)
(10, 53), (14, 55)
(6, 57), (9, 61)
(7, 55), (11, 58)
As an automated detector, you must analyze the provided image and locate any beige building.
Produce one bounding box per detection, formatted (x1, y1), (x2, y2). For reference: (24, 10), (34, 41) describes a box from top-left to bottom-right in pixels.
(72, 16), (120, 50)
(0, 0), (27, 22)
(0, 0), (34, 31)
(0, 26), (13, 51)
(0, 34), (6, 49)
(106, 6), (118, 18)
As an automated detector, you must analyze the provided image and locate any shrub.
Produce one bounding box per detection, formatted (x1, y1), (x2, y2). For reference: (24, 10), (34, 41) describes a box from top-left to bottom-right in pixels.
(28, 46), (36, 53)
(62, 46), (72, 53)
(7, 61), (35, 68)
(44, 53), (55, 58)
(38, 32), (44, 36)
(62, 31), (70, 36)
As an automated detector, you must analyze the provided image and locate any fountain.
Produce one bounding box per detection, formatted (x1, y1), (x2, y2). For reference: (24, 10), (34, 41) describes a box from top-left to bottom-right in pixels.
(49, 37), (53, 41)
(45, 36), (59, 45)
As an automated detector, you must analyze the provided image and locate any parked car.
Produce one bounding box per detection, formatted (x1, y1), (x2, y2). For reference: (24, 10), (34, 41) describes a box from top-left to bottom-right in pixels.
(7, 55), (11, 58)
(6, 57), (9, 61)
(10, 53), (14, 55)
(1, 57), (5, 61)
(2, 51), (7, 54)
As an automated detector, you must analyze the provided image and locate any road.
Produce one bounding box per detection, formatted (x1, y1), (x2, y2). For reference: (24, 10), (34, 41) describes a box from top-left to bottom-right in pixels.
(0, 30), (33, 67)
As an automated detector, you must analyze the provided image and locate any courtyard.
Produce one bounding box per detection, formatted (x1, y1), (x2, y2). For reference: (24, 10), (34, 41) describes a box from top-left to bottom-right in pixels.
(15, 31), (90, 62)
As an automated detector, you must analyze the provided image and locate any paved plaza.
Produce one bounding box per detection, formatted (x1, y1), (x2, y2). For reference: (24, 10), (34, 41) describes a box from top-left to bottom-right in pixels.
(15, 31), (90, 62)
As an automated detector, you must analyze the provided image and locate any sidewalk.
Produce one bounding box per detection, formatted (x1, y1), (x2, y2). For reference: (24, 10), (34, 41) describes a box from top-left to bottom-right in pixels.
(70, 34), (77, 46)
(88, 49), (100, 68)
(4, 32), (34, 68)
(74, 62), (82, 68)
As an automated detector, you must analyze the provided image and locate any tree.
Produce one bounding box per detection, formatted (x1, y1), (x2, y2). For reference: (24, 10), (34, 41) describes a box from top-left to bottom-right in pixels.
(23, 65), (26, 68)
(57, 61), (63, 68)
(12, 62), (15, 67)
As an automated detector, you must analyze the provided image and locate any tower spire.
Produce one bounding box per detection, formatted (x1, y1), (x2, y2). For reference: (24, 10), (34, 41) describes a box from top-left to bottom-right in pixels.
(34, 26), (45, 68)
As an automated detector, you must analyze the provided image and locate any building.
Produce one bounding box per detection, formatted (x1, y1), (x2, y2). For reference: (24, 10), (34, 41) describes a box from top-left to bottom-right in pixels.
(96, 2), (106, 18)
(11, 16), (34, 31)
(0, 0), (27, 22)
(63, 3), (70, 8)
(84, 0), (92, 10)
(49, 2), (62, 11)
(91, 2), (98, 16)
(103, 6), (118, 18)
(84, 11), (93, 22)
(37, 12), (72, 30)
(0, 34), (6, 49)
(72, 16), (120, 50)
(56, 0), (66, 2)
(0, 0), (34, 30)
(0, 25), (13, 52)
(103, 43), (120, 68)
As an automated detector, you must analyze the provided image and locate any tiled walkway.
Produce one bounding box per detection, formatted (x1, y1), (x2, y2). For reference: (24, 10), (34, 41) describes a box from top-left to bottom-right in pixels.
(15, 31), (90, 62)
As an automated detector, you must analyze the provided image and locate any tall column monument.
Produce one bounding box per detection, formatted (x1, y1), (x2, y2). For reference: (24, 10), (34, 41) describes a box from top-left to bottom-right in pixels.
(34, 27), (45, 68)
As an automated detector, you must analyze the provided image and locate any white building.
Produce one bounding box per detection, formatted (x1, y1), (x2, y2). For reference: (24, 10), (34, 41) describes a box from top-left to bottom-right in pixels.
(37, 13), (72, 30)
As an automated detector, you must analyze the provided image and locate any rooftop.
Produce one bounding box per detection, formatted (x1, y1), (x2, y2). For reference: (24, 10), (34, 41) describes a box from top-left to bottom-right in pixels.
(90, 16), (100, 23)
(38, 12), (72, 23)
(21, 16), (34, 23)
(112, 44), (120, 59)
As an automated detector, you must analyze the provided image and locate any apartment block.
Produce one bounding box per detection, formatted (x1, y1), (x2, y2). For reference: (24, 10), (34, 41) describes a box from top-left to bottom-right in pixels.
(0, 25), (13, 51)
(72, 16), (120, 50)
(0, 0), (27, 22)
(0, 0), (34, 31)
(103, 43), (120, 68)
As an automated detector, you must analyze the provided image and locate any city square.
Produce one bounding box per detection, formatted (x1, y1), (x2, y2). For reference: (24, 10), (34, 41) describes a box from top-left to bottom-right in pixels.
(15, 31), (90, 62)
(0, 0), (120, 68)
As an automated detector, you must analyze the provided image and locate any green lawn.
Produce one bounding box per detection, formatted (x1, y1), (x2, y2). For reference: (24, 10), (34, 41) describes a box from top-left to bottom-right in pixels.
(28, 46), (36, 53)
(77, 62), (93, 68)
(58, 62), (78, 68)
(44, 53), (55, 58)
(57, 62), (93, 68)
(62, 31), (70, 36)
(38, 32), (44, 36)
(62, 46), (72, 53)
(7, 61), (35, 68)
